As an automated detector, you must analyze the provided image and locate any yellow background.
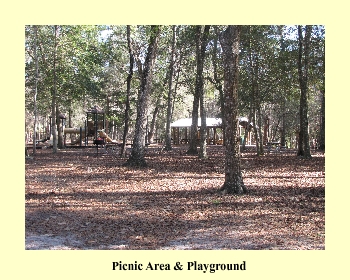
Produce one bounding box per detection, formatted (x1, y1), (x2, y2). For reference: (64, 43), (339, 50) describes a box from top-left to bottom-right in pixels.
(1, 1), (347, 279)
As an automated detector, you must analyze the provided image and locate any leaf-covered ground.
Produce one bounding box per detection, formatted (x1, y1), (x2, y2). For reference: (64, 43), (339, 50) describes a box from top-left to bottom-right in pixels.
(25, 145), (325, 250)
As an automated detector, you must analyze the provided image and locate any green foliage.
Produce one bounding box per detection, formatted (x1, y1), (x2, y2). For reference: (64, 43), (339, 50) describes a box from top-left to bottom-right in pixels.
(25, 25), (325, 146)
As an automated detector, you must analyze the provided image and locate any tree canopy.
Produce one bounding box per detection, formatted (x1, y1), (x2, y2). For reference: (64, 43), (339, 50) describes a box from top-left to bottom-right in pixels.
(25, 25), (325, 163)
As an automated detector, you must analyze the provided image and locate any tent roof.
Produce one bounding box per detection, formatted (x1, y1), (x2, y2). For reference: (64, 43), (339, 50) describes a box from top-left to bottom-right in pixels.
(170, 117), (249, 128)
(170, 118), (221, 128)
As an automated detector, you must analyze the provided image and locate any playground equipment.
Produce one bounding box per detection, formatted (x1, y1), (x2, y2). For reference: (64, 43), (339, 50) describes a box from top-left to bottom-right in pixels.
(62, 105), (117, 147)
(98, 129), (117, 143)
(63, 127), (86, 146)
(86, 105), (105, 138)
(58, 105), (104, 146)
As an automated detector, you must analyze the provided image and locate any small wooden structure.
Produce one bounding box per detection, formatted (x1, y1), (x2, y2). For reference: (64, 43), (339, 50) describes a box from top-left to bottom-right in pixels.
(170, 117), (253, 145)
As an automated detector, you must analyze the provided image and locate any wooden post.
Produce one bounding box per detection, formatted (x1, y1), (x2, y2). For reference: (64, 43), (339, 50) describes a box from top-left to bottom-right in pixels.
(84, 120), (87, 145)
(94, 113), (97, 139)
(80, 127), (83, 147)
(177, 127), (180, 145)
(64, 125), (66, 147)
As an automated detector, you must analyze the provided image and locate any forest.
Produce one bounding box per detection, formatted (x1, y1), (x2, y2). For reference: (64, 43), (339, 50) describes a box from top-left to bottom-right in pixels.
(25, 25), (325, 250)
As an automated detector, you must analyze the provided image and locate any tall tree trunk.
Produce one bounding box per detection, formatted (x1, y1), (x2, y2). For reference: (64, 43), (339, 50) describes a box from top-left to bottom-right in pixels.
(165, 25), (176, 151)
(281, 99), (286, 147)
(278, 28), (287, 148)
(253, 109), (259, 154)
(187, 90), (200, 154)
(242, 107), (253, 150)
(199, 25), (210, 159)
(219, 25), (247, 194)
(56, 105), (64, 149)
(105, 94), (110, 134)
(51, 25), (58, 153)
(68, 101), (74, 143)
(318, 45), (325, 151)
(319, 87), (325, 150)
(252, 92), (264, 155)
(211, 26), (226, 145)
(187, 26), (202, 155)
(112, 120), (117, 140)
(120, 25), (134, 157)
(247, 28), (264, 156)
(125, 26), (161, 167)
(297, 25), (312, 158)
(257, 106), (264, 155)
(33, 25), (39, 155)
(187, 25), (210, 155)
(263, 117), (269, 144)
(148, 106), (158, 143)
(199, 93), (207, 158)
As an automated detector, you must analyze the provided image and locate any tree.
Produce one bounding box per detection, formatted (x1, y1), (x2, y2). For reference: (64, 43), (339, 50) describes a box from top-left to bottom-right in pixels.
(297, 25), (312, 158)
(120, 25), (134, 157)
(164, 25), (177, 151)
(25, 25), (106, 153)
(33, 25), (39, 155)
(51, 25), (59, 153)
(25, 25), (324, 161)
(187, 25), (210, 155)
(310, 26), (325, 151)
(125, 26), (161, 167)
(26, 25), (53, 153)
(240, 26), (267, 155)
(319, 51), (325, 150)
(319, 74), (325, 151)
(241, 25), (280, 155)
(198, 25), (211, 159)
(208, 26), (225, 144)
(219, 25), (247, 194)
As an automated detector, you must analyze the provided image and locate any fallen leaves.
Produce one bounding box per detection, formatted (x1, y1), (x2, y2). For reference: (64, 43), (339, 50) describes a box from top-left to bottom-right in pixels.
(25, 146), (325, 250)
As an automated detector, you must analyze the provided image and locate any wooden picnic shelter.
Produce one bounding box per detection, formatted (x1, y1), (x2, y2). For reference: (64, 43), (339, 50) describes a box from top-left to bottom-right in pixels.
(170, 117), (252, 145)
